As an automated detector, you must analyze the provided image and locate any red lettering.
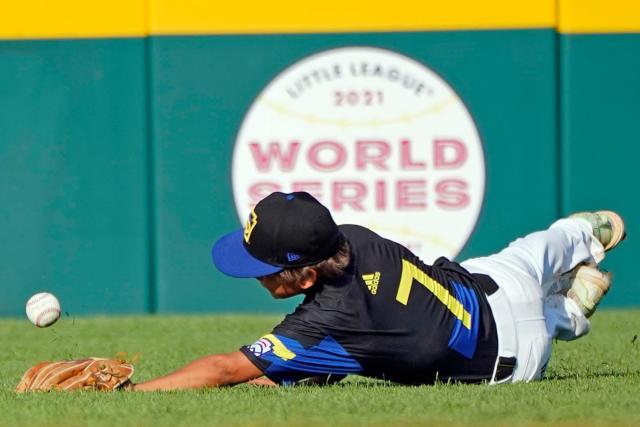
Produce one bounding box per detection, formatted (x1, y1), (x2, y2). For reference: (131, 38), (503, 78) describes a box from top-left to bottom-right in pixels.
(434, 139), (467, 169)
(332, 181), (367, 211)
(436, 179), (469, 209)
(375, 180), (387, 210)
(247, 178), (473, 212)
(291, 182), (323, 200)
(356, 140), (390, 170)
(249, 142), (300, 172)
(307, 141), (346, 171)
(396, 180), (426, 210)
(401, 139), (426, 170)
(248, 182), (281, 204)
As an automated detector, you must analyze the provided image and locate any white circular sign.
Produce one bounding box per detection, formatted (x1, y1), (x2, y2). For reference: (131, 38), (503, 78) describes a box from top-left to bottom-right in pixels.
(233, 47), (485, 263)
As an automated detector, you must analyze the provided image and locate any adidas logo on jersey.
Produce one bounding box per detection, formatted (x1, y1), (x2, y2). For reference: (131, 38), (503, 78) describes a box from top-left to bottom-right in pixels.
(362, 272), (381, 295)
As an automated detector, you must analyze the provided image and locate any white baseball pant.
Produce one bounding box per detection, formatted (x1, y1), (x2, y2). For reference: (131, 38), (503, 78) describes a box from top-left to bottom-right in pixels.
(461, 217), (603, 383)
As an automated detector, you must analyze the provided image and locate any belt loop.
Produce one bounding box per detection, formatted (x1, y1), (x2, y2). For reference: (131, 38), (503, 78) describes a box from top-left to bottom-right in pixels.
(486, 288), (518, 384)
(490, 356), (517, 384)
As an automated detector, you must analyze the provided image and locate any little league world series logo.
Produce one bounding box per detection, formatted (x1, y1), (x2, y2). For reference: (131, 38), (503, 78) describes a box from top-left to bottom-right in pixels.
(232, 47), (485, 262)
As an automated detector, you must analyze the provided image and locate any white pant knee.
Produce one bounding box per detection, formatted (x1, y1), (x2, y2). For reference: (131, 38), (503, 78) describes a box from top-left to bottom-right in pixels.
(544, 294), (591, 341)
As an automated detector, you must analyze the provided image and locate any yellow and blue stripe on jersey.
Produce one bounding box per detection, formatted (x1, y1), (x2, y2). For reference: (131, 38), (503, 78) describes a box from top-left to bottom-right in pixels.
(243, 333), (363, 385)
(448, 281), (481, 359)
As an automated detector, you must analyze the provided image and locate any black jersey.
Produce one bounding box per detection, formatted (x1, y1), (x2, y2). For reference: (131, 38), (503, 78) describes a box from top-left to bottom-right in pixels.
(241, 224), (499, 385)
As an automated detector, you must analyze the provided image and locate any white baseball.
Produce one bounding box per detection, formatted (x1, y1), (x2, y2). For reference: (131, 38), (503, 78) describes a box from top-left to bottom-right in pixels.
(26, 292), (61, 327)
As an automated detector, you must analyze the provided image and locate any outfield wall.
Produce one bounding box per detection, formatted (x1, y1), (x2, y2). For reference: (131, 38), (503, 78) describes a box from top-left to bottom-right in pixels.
(1, 1), (638, 316)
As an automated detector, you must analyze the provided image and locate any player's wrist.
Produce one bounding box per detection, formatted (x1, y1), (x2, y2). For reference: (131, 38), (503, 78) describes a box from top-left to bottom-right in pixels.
(119, 380), (136, 391)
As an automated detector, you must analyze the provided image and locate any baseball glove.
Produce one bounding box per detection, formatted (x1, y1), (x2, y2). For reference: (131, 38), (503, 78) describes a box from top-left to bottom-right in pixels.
(15, 357), (134, 392)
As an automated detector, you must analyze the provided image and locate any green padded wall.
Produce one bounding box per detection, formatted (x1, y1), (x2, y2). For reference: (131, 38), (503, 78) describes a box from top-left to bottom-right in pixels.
(0, 39), (151, 316)
(150, 30), (558, 312)
(2, 28), (639, 316)
(560, 33), (640, 307)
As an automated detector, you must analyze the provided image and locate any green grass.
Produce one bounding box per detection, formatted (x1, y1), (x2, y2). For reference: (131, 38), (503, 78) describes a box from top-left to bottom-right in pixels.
(1, 311), (639, 427)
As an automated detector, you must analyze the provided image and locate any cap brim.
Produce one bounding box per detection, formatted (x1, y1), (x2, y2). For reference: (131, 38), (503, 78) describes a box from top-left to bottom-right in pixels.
(212, 229), (283, 278)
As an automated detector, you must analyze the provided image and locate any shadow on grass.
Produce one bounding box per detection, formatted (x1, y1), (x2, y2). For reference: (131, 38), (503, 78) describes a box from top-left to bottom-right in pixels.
(544, 369), (640, 381)
(306, 368), (640, 388)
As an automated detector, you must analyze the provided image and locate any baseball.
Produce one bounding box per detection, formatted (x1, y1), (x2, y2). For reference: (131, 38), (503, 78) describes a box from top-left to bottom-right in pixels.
(26, 292), (61, 327)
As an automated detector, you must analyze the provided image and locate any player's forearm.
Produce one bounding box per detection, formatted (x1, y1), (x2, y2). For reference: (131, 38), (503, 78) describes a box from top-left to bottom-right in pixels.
(132, 352), (261, 391)
(132, 356), (231, 391)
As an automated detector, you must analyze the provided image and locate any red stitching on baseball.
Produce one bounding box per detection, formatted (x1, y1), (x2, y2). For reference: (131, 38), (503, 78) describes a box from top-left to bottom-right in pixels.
(35, 308), (60, 327)
(27, 294), (52, 307)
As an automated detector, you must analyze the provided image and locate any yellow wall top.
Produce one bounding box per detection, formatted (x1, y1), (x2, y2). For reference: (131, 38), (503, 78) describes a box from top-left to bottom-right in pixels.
(149, 0), (555, 35)
(2, 0), (146, 39)
(1, 0), (638, 39)
(558, 0), (640, 33)
(1, 0), (554, 39)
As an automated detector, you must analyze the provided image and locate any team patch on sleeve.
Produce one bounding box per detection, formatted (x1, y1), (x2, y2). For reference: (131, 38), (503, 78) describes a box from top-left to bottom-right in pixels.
(249, 334), (295, 360)
(248, 337), (273, 357)
(243, 334), (362, 385)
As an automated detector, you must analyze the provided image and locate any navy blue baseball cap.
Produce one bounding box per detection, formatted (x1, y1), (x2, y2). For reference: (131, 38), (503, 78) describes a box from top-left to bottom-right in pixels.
(212, 192), (344, 278)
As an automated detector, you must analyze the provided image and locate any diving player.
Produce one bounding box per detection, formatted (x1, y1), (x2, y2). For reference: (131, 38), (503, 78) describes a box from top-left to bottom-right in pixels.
(132, 191), (625, 390)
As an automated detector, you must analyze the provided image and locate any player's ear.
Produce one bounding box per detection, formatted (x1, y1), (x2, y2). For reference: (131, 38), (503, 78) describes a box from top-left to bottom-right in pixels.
(299, 268), (317, 290)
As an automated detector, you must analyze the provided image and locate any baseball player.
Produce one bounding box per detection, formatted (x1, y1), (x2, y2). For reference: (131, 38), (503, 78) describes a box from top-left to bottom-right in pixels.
(124, 191), (624, 390)
(16, 191), (625, 391)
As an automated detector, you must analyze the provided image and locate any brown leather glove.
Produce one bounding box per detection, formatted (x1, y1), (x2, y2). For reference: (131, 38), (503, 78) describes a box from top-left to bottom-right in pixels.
(16, 357), (134, 392)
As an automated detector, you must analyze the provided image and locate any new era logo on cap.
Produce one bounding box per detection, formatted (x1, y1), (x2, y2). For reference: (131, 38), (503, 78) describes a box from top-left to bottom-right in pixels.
(287, 253), (301, 262)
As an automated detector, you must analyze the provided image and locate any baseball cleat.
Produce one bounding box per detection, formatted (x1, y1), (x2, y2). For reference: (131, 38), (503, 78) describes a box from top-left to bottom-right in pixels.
(569, 210), (626, 251)
(561, 264), (612, 318)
